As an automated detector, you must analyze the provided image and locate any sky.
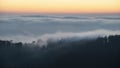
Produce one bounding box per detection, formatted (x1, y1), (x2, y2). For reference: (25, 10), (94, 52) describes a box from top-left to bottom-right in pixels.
(0, 0), (120, 14)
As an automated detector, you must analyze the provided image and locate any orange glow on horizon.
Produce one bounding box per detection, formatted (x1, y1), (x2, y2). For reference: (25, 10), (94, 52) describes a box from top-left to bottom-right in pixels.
(0, 0), (120, 14)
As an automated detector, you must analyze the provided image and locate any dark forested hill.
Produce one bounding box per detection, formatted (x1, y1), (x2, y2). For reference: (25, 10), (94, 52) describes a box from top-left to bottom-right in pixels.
(0, 35), (120, 68)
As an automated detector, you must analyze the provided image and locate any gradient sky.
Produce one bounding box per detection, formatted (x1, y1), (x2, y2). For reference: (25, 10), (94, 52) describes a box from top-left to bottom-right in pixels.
(0, 0), (120, 14)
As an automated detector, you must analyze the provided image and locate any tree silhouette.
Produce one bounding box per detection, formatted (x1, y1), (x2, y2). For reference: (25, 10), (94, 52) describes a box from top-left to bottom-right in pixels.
(0, 35), (120, 68)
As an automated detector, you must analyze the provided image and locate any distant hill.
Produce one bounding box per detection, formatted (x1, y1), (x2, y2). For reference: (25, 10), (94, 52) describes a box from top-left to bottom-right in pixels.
(0, 35), (120, 68)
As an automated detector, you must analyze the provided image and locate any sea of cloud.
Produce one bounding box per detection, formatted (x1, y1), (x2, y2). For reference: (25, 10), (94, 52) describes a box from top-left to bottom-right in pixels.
(0, 14), (120, 24)
(0, 14), (120, 46)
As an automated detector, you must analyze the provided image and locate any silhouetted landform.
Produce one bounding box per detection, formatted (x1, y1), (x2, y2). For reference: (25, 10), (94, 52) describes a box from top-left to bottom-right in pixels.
(0, 35), (120, 68)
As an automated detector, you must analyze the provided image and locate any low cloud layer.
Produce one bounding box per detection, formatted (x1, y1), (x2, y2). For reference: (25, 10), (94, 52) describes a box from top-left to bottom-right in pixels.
(0, 29), (120, 46)
(36, 29), (120, 46)
(0, 14), (120, 24)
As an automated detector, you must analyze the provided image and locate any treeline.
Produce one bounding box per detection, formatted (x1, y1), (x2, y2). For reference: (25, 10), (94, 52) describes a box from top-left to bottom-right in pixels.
(0, 40), (22, 48)
(0, 35), (120, 68)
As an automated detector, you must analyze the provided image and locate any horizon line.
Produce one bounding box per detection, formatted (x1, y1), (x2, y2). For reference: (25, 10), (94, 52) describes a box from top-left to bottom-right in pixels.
(0, 12), (120, 15)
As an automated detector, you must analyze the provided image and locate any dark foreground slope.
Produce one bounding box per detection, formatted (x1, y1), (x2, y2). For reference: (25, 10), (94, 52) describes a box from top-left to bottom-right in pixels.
(0, 35), (120, 68)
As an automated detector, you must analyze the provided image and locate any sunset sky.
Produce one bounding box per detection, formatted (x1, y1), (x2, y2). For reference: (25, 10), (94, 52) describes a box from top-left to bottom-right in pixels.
(0, 0), (120, 14)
